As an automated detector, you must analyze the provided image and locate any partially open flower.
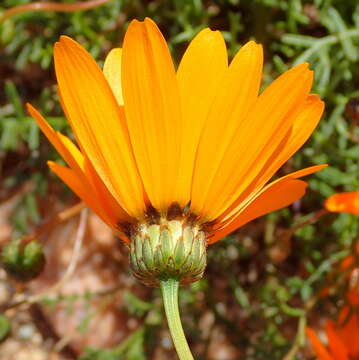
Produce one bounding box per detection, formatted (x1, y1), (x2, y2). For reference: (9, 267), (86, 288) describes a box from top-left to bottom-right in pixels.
(325, 191), (359, 215)
(306, 290), (359, 360)
(28, 18), (325, 286)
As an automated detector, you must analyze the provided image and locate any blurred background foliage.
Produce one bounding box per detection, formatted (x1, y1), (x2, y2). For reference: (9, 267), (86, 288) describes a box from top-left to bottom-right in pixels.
(0, 0), (358, 359)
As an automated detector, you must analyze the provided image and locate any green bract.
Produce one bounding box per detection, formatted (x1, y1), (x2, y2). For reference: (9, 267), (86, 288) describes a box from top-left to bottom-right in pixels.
(1, 239), (46, 282)
(130, 219), (207, 287)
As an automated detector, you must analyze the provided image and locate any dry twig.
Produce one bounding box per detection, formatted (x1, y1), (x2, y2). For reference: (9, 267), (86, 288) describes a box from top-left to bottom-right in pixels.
(0, 0), (113, 22)
(21, 201), (85, 245)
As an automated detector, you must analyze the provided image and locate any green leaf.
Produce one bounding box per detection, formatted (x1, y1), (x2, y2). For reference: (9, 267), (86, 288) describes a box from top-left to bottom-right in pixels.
(4, 81), (24, 119)
(327, 7), (358, 61)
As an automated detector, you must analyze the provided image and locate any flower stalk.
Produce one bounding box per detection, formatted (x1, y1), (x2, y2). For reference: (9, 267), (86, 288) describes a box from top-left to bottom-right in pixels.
(160, 278), (194, 360)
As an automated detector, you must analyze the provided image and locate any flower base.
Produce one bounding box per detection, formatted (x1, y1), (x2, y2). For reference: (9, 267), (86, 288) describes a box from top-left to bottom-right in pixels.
(129, 218), (207, 287)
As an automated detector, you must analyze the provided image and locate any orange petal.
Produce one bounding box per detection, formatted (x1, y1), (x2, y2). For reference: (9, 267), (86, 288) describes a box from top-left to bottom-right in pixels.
(209, 178), (307, 244)
(337, 308), (359, 358)
(249, 94), (325, 189)
(325, 321), (349, 360)
(28, 104), (131, 224)
(209, 164), (325, 243)
(48, 161), (113, 228)
(218, 160), (327, 223)
(191, 41), (263, 217)
(280, 164), (328, 179)
(212, 95), (324, 222)
(54, 35), (144, 218)
(325, 191), (359, 215)
(27, 103), (80, 171)
(176, 28), (227, 207)
(48, 161), (131, 242)
(196, 62), (314, 221)
(347, 289), (359, 306)
(122, 18), (182, 213)
(81, 157), (132, 224)
(305, 327), (334, 360)
(56, 133), (132, 224)
(103, 48), (124, 105)
(28, 104), (93, 186)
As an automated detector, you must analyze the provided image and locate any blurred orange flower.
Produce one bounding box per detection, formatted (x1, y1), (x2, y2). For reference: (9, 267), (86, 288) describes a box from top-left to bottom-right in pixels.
(319, 240), (358, 298)
(306, 290), (359, 360)
(325, 192), (359, 215)
(28, 18), (325, 244)
(340, 242), (359, 280)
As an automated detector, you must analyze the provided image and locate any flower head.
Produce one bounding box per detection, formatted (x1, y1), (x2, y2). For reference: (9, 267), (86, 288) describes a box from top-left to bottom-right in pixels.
(325, 192), (359, 215)
(28, 18), (325, 284)
(306, 290), (359, 360)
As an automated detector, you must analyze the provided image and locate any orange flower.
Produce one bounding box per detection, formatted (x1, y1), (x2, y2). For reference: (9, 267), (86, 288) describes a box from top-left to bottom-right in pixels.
(320, 242), (359, 297)
(325, 192), (359, 215)
(28, 18), (325, 244)
(340, 242), (359, 280)
(306, 290), (359, 360)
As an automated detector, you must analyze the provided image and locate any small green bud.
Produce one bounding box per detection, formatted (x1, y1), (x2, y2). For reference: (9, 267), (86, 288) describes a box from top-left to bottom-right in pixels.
(1, 239), (46, 282)
(130, 219), (207, 287)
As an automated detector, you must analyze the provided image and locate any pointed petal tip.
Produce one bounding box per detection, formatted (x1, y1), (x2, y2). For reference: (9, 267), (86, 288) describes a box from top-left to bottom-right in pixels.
(47, 160), (56, 168)
(243, 39), (261, 48)
(307, 93), (321, 101)
(47, 160), (65, 173)
(143, 17), (163, 35)
(144, 17), (160, 30)
(126, 19), (146, 37)
(241, 41), (263, 59)
(59, 35), (86, 50)
(26, 102), (35, 113)
(57, 36), (87, 57)
(26, 103), (46, 124)
(193, 28), (226, 47)
(303, 94), (325, 116)
(275, 164), (328, 185)
(200, 27), (220, 35)
(144, 17), (155, 25)
(59, 35), (73, 43)
(291, 62), (310, 73)
(309, 94), (325, 111)
(317, 163), (328, 170)
(237, 40), (263, 59)
(53, 41), (62, 54)
(283, 63), (313, 88)
(204, 28), (224, 36)
(292, 164), (328, 179)
(27, 104), (45, 125)
(130, 18), (143, 25)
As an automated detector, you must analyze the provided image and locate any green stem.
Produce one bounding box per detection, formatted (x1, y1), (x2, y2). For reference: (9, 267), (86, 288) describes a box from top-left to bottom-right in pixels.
(160, 278), (194, 360)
